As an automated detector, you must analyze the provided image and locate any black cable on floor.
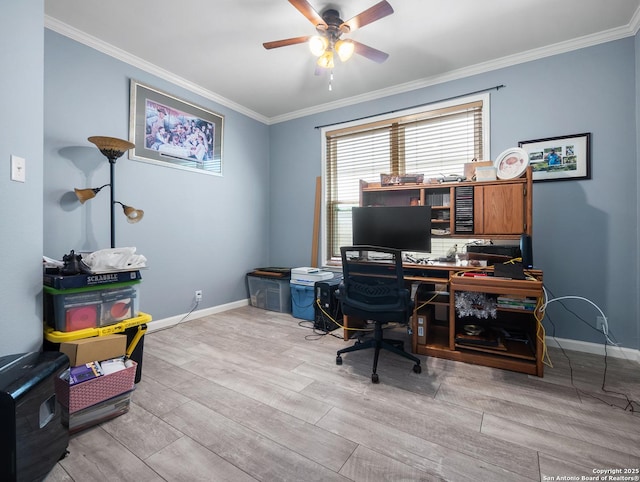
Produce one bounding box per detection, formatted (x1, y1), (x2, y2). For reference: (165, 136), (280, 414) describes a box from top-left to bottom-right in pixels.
(544, 287), (638, 414)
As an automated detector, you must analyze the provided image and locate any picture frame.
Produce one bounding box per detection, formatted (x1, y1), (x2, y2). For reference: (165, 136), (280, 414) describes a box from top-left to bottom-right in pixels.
(518, 133), (590, 182)
(129, 80), (223, 176)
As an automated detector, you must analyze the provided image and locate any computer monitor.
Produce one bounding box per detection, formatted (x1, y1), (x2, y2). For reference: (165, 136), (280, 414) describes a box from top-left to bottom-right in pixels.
(351, 206), (432, 253)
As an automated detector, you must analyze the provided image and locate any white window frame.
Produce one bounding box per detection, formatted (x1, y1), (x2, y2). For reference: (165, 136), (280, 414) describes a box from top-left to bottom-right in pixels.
(320, 93), (491, 266)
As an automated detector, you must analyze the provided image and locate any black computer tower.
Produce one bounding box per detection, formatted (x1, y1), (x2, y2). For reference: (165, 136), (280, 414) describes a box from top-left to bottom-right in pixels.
(0, 351), (69, 482)
(314, 278), (342, 332)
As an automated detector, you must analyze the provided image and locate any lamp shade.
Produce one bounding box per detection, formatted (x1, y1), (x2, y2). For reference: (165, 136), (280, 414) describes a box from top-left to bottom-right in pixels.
(335, 39), (355, 62)
(74, 188), (98, 204)
(120, 204), (144, 224)
(88, 136), (135, 162)
(74, 184), (109, 204)
(317, 50), (335, 69)
(309, 36), (329, 57)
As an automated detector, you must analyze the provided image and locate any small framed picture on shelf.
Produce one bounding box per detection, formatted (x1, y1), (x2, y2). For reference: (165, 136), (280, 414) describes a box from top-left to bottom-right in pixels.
(518, 133), (591, 182)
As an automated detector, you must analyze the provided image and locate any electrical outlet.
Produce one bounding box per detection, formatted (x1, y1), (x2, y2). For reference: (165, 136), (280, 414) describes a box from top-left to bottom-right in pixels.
(596, 316), (606, 333)
(195, 290), (203, 301)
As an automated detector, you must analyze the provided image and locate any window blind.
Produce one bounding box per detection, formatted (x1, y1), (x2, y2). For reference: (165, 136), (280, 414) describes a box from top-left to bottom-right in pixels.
(325, 99), (485, 260)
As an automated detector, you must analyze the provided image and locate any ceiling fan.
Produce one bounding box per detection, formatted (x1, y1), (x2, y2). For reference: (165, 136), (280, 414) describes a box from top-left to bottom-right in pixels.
(263, 0), (394, 70)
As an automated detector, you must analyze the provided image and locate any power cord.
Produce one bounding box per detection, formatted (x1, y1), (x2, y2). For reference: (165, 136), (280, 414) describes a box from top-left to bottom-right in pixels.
(149, 298), (200, 334)
(296, 319), (338, 340)
(177, 298), (200, 325)
(314, 298), (374, 333)
(541, 287), (615, 345)
(542, 286), (638, 414)
(296, 300), (352, 341)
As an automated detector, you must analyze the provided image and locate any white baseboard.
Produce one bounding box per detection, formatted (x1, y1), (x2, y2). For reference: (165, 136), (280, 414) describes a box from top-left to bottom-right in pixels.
(146, 299), (249, 333)
(546, 336), (640, 363)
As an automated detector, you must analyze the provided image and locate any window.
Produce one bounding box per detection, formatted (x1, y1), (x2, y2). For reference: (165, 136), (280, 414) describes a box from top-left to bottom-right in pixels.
(322, 94), (489, 263)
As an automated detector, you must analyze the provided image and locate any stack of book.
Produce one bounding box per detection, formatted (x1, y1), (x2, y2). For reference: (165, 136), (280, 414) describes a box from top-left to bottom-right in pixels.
(497, 296), (537, 311)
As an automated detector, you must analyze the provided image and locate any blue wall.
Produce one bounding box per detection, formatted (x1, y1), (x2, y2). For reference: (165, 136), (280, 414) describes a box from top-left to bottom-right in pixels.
(0, 0), (45, 355)
(0, 3), (637, 355)
(43, 30), (271, 321)
(269, 37), (639, 350)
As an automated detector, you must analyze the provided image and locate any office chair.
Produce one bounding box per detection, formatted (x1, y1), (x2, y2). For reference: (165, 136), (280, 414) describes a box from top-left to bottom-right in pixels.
(335, 246), (422, 383)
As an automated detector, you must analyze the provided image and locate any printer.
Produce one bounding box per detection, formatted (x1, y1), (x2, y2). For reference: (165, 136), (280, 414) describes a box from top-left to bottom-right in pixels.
(290, 267), (334, 286)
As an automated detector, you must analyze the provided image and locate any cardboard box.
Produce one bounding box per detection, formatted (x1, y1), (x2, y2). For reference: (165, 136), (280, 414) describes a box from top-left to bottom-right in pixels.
(60, 334), (127, 367)
(463, 161), (494, 181)
(475, 166), (497, 181)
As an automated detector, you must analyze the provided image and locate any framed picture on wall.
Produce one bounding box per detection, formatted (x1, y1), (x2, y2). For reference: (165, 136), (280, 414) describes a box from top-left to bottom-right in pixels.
(518, 133), (591, 182)
(518, 133), (590, 182)
(129, 80), (224, 176)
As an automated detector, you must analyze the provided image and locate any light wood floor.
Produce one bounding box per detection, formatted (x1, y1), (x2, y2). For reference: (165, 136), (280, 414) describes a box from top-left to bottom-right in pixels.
(45, 305), (640, 481)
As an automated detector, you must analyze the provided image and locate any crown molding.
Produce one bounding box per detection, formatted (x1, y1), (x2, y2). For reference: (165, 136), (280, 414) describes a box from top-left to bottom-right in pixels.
(270, 18), (640, 124)
(45, 10), (639, 126)
(44, 16), (270, 125)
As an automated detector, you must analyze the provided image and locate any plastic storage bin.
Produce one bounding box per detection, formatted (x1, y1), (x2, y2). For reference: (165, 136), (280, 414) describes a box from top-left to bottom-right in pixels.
(247, 274), (291, 313)
(44, 281), (140, 332)
(64, 390), (132, 434)
(290, 283), (316, 321)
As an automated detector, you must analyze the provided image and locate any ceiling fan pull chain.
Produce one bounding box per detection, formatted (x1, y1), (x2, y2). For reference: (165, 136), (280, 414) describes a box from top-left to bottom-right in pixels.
(329, 70), (334, 91)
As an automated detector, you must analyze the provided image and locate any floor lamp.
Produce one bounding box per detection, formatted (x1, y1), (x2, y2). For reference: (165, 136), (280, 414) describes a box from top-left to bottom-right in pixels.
(74, 136), (144, 248)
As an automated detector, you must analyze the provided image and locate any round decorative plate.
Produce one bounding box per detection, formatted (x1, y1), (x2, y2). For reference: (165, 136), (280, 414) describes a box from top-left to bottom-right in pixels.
(494, 147), (529, 180)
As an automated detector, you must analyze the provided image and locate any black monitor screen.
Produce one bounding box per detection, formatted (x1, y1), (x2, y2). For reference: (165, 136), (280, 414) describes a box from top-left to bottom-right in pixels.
(352, 206), (432, 253)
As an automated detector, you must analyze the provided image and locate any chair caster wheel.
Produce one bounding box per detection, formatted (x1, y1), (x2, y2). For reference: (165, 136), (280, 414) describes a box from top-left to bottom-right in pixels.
(371, 373), (379, 383)
(413, 364), (422, 374)
(336, 356), (342, 365)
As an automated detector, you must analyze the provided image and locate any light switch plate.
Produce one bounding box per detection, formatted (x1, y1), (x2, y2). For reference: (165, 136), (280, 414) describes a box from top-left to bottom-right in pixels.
(11, 155), (26, 182)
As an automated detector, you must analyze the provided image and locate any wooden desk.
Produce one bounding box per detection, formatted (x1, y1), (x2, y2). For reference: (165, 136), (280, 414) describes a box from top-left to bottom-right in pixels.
(342, 263), (545, 376)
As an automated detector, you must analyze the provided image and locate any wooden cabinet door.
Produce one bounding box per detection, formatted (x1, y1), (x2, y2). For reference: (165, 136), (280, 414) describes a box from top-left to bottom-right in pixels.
(475, 184), (525, 234)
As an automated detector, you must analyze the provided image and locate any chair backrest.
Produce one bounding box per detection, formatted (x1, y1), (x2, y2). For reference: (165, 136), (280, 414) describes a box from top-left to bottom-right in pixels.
(339, 246), (411, 321)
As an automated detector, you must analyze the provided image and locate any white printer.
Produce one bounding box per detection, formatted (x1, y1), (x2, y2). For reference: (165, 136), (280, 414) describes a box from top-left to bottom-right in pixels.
(290, 267), (334, 286)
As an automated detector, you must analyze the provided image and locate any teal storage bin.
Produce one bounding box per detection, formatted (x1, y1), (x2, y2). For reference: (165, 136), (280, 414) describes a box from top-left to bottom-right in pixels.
(290, 283), (316, 321)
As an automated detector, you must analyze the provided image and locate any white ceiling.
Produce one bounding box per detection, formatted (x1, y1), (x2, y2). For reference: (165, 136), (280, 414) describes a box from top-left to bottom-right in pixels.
(45, 0), (640, 123)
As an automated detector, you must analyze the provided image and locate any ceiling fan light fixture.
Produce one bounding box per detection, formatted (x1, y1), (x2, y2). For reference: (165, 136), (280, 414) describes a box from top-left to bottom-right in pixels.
(317, 50), (335, 69)
(309, 35), (328, 56)
(335, 39), (355, 62)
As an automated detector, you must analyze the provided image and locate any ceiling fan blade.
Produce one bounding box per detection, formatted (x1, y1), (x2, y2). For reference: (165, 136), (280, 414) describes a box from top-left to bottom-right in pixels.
(263, 36), (311, 50)
(341, 0), (394, 31)
(353, 40), (389, 63)
(288, 0), (328, 29)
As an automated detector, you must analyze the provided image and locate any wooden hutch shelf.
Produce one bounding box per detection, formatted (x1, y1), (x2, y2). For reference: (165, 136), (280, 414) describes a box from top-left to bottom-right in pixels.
(345, 166), (545, 376)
